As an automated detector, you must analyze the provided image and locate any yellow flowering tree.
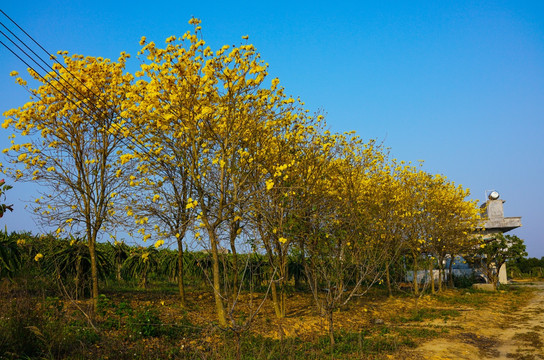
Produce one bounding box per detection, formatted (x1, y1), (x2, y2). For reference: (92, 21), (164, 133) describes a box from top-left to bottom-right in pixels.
(300, 134), (391, 348)
(396, 165), (480, 294)
(248, 111), (325, 319)
(123, 18), (302, 327)
(118, 142), (195, 307)
(424, 177), (480, 291)
(394, 165), (433, 295)
(365, 159), (412, 297)
(2, 53), (134, 309)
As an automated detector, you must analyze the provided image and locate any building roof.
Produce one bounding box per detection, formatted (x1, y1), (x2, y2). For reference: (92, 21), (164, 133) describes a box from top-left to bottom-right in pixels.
(477, 196), (521, 234)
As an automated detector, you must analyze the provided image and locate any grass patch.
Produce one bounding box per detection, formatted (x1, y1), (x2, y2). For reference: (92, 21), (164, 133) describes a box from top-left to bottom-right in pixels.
(435, 290), (492, 308)
(392, 307), (460, 323)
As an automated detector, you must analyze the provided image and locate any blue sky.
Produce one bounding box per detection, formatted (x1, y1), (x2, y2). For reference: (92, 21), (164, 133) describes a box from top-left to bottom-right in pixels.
(1, 1), (543, 256)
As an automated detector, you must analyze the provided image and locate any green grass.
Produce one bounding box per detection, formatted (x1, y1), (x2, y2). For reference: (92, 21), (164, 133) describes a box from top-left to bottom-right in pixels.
(435, 290), (492, 308)
(392, 307), (461, 323)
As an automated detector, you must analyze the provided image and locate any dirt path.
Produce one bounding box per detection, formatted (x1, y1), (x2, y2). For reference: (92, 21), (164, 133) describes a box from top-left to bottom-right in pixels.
(409, 282), (544, 360)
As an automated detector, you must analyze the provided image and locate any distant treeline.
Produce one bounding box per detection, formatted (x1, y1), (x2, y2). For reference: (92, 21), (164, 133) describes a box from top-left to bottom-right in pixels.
(508, 257), (544, 278)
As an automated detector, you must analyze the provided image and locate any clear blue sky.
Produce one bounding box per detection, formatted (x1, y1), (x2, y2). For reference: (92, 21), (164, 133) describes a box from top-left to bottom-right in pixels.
(1, 1), (543, 257)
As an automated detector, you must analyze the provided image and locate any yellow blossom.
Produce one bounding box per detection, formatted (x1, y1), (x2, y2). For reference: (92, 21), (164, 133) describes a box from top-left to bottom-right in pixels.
(185, 198), (198, 209)
(154, 239), (164, 248)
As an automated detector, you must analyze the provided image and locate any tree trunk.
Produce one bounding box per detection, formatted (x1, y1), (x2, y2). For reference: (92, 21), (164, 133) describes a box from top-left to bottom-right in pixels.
(437, 255), (445, 292)
(142, 271), (148, 289)
(177, 238), (186, 308)
(116, 262), (122, 281)
(385, 261), (393, 298)
(277, 256), (287, 318)
(438, 265), (443, 292)
(141, 262), (149, 289)
(281, 290), (286, 318)
(270, 279), (283, 318)
(209, 229), (227, 327)
(412, 254), (419, 296)
(429, 259), (435, 294)
(448, 255), (455, 288)
(269, 255), (286, 318)
(230, 229), (239, 304)
(75, 252), (83, 300)
(87, 230), (99, 312)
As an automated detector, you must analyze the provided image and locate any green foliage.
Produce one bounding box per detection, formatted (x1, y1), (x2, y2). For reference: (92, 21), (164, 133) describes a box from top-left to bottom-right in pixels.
(0, 178), (14, 218)
(0, 292), (100, 359)
(0, 295), (43, 358)
(476, 233), (527, 286)
(42, 236), (112, 298)
(211, 327), (435, 359)
(0, 229), (21, 279)
(478, 234), (527, 265)
(122, 246), (159, 288)
(158, 248), (178, 281)
(392, 308), (460, 323)
(128, 307), (163, 337)
(435, 289), (494, 308)
(44, 236), (112, 278)
(452, 274), (477, 288)
(104, 240), (130, 280)
(508, 256), (544, 278)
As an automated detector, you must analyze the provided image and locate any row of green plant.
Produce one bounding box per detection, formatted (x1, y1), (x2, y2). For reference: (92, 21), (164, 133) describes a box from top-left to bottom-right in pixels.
(4, 229), (513, 298)
(1, 230), (307, 295)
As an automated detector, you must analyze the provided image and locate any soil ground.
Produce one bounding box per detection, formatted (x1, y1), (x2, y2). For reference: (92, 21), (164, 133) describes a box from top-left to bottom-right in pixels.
(407, 281), (544, 360)
(96, 281), (543, 359)
(3, 279), (543, 359)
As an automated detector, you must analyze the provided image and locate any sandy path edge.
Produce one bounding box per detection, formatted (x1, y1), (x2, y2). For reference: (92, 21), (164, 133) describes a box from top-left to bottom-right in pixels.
(406, 282), (544, 360)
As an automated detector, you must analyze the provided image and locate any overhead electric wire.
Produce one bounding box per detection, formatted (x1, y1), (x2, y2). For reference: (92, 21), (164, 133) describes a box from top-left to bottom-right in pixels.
(0, 18), (112, 121)
(0, 8), (237, 204)
(0, 9), (121, 122)
(0, 11), (165, 166)
(0, 28), (112, 127)
(0, 36), (99, 122)
(1, 9), (126, 123)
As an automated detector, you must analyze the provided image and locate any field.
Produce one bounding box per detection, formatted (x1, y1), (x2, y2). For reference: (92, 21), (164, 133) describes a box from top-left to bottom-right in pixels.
(2, 275), (543, 360)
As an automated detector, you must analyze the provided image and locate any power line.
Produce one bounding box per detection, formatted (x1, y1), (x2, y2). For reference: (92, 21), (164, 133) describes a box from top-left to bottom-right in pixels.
(0, 11), (162, 166)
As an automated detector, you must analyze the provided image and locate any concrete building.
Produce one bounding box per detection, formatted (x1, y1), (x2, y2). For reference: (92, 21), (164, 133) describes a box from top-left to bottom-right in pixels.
(477, 190), (522, 284)
(405, 190), (522, 287)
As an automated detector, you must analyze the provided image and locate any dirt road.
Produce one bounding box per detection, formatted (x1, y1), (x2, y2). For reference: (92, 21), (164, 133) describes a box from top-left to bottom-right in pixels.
(409, 282), (544, 360)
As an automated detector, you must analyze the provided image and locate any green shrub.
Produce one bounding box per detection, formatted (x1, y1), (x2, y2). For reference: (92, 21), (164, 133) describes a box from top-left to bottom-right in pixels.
(0, 295), (43, 358)
(453, 274), (476, 288)
(128, 307), (162, 337)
